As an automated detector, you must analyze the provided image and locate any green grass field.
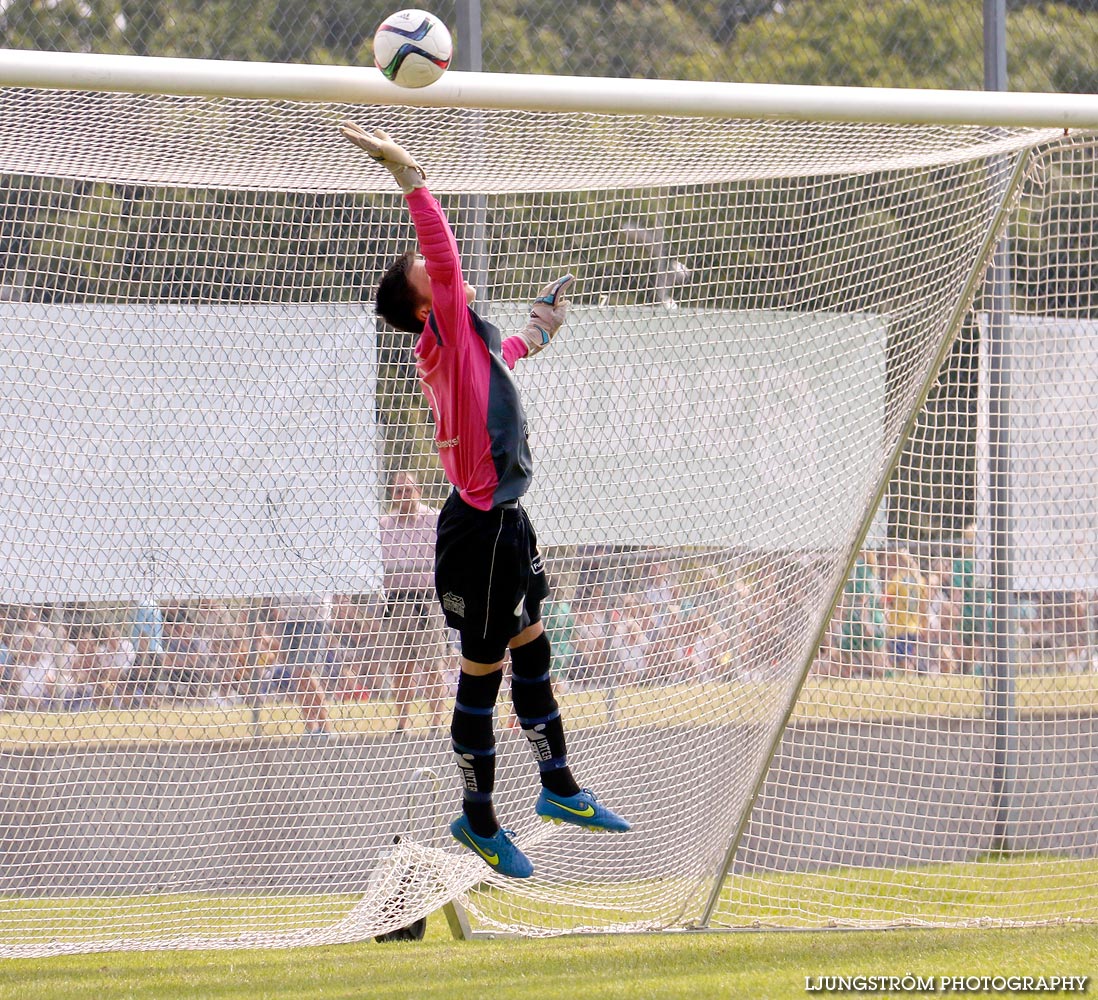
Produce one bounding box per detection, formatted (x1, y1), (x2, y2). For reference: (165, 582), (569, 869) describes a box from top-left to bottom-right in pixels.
(2, 672), (1096, 747)
(1, 922), (1095, 1000)
(2, 855), (1095, 948)
(2, 676), (1094, 997)
(1, 855), (1095, 999)
(458, 855), (1098, 931)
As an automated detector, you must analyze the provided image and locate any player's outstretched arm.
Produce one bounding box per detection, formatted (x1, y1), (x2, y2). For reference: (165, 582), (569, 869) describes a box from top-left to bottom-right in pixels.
(340, 122), (426, 194)
(514, 274), (575, 360)
(341, 121), (469, 333)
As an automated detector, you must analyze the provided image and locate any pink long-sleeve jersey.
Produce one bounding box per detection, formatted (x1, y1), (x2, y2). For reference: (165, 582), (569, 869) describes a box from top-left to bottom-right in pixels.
(407, 187), (533, 511)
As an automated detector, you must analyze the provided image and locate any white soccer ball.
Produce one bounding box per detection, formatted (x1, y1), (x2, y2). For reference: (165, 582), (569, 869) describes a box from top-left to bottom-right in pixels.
(373, 9), (453, 89)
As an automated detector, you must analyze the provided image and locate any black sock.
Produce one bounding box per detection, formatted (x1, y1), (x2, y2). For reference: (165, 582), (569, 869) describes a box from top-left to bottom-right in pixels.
(451, 668), (503, 836)
(509, 632), (581, 797)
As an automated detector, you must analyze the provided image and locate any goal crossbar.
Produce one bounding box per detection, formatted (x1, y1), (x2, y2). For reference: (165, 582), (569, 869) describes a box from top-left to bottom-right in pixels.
(2, 47), (1098, 127)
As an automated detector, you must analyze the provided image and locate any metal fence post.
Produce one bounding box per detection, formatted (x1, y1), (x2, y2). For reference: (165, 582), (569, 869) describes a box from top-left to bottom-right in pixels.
(453, 0), (490, 309)
(983, 0), (1018, 855)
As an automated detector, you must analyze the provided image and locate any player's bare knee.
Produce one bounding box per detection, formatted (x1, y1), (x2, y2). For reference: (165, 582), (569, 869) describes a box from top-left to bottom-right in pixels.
(508, 621), (545, 650)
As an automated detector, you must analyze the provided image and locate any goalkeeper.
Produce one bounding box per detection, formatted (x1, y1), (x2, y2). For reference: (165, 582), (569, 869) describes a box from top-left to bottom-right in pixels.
(341, 123), (629, 879)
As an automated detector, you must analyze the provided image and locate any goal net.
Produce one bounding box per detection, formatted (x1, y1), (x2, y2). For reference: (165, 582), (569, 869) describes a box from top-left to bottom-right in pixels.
(0, 61), (1093, 953)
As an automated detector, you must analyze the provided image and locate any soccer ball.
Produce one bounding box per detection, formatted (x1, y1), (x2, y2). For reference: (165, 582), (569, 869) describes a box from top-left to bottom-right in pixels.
(373, 9), (453, 89)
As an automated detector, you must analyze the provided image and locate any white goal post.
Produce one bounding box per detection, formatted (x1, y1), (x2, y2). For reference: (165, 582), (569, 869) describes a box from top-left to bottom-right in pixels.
(0, 48), (1095, 954)
(5, 48), (1098, 126)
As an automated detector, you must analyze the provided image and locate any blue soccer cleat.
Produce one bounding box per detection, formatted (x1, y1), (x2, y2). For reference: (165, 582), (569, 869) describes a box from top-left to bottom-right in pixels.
(450, 814), (534, 879)
(535, 788), (631, 833)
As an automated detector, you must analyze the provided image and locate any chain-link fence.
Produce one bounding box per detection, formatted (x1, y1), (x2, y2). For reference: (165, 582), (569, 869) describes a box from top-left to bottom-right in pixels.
(0, 0), (1095, 92)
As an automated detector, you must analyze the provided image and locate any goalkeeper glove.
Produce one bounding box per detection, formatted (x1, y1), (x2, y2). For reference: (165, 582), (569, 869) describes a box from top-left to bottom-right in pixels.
(339, 122), (426, 195)
(519, 274), (574, 358)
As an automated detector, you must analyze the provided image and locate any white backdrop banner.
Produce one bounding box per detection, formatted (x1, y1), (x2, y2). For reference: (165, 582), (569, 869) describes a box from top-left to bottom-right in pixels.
(977, 313), (1098, 591)
(0, 303), (382, 601)
(493, 304), (888, 551)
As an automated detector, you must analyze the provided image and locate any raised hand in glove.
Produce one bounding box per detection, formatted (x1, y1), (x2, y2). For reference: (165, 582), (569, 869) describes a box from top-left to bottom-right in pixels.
(518, 274), (575, 358)
(339, 122), (426, 195)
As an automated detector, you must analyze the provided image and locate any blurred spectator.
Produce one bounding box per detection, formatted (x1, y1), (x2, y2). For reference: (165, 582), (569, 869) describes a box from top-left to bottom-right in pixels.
(923, 560), (959, 675)
(776, 563), (818, 676)
(263, 597), (333, 736)
(7, 611), (62, 711)
(641, 601), (696, 686)
(1088, 594), (1098, 673)
(127, 599), (165, 698)
(52, 615), (78, 709)
(161, 607), (219, 701)
(329, 592), (388, 701)
(712, 570), (747, 680)
(231, 601), (283, 709)
(612, 592), (650, 686)
(129, 600), (164, 655)
(571, 581), (618, 689)
(951, 525), (989, 674)
(1062, 592), (1091, 672)
(216, 605), (255, 705)
(1086, 593), (1098, 673)
(1037, 591), (1093, 673)
(740, 565), (785, 679)
(642, 558), (678, 634)
(727, 572), (754, 679)
(632, 557), (692, 684)
(883, 549), (929, 673)
(192, 599), (241, 705)
(13, 604), (56, 652)
(540, 594), (579, 685)
(97, 620), (139, 708)
(441, 627), (462, 694)
(0, 634), (10, 708)
(673, 608), (703, 682)
(687, 606), (729, 683)
(379, 471), (446, 733)
(825, 551), (886, 678)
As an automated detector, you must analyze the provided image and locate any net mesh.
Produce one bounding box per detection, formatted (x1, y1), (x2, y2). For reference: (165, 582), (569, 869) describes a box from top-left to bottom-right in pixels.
(711, 137), (1098, 930)
(0, 85), (1091, 953)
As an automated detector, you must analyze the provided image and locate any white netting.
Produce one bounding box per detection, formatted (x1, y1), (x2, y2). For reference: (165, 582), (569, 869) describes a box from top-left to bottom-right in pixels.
(712, 137), (1098, 930)
(0, 82), (1091, 954)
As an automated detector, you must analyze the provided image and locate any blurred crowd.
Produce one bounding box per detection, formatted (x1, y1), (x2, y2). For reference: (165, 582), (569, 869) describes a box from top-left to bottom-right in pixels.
(817, 545), (1098, 679)
(1, 511), (1094, 723)
(544, 544), (1098, 691)
(0, 594), (452, 732)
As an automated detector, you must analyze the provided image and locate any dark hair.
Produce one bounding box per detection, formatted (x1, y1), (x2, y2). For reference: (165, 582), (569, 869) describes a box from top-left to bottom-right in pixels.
(67, 621), (93, 643)
(376, 250), (427, 334)
(162, 607), (193, 627)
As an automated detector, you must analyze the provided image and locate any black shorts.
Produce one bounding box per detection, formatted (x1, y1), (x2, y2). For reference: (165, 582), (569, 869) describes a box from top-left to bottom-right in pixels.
(435, 490), (549, 664)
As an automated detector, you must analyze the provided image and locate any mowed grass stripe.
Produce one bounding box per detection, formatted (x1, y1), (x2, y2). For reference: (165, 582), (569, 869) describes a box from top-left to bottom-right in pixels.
(2, 856), (1095, 947)
(1, 673), (1096, 748)
(0, 923), (1095, 1000)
